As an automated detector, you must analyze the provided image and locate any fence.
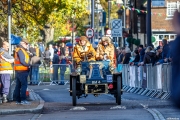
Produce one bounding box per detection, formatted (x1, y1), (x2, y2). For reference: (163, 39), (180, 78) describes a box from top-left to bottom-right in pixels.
(119, 63), (172, 100)
(32, 63), (72, 85)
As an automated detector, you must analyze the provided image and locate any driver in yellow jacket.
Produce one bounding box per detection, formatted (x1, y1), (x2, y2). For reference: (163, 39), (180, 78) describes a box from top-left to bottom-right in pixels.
(73, 36), (96, 64)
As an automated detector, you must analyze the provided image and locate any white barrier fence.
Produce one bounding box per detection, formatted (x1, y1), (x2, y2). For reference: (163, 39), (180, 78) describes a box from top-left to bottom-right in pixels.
(119, 63), (172, 99)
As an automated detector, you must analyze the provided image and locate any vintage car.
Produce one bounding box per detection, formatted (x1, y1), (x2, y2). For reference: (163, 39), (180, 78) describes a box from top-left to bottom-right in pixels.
(69, 60), (122, 106)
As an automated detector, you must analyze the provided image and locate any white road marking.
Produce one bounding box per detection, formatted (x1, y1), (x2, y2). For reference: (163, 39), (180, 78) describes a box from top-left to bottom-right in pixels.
(43, 88), (50, 90)
(30, 114), (42, 120)
(110, 105), (126, 110)
(70, 107), (86, 110)
(140, 104), (165, 120)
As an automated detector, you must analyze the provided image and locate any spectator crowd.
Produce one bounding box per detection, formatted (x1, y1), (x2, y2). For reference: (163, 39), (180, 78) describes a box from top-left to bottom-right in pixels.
(116, 39), (172, 66)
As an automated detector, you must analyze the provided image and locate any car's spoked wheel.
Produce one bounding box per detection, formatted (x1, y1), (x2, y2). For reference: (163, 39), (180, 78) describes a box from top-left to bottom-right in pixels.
(72, 77), (77, 106)
(117, 76), (121, 105)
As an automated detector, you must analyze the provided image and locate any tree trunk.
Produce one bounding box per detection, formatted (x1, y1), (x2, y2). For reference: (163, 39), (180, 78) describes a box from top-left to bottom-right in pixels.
(0, 24), (8, 47)
(41, 25), (54, 43)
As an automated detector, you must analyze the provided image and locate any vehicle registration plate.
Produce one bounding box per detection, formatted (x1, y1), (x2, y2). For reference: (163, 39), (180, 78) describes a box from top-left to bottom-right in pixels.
(107, 75), (113, 82)
(92, 81), (101, 84)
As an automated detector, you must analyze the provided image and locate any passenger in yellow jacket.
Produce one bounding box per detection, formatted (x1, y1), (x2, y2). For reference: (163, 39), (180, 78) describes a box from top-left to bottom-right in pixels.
(73, 36), (96, 63)
(96, 37), (115, 62)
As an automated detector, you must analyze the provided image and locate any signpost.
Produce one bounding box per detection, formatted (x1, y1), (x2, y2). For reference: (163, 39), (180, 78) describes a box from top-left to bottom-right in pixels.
(111, 19), (122, 37)
(86, 28), (94, 38)
(152, 0), (165, 6)
(106, 29), (111, 35)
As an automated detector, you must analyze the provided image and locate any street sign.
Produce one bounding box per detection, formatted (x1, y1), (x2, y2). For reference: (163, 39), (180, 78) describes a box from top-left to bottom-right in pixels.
(106, 29), (111, 35)
(152, 0), (165, 6)
(111, 19), (122, 37)
(86, 28), (94, 38)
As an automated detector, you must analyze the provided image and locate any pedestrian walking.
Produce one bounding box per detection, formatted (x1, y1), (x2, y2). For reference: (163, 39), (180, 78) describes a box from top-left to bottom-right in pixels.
(0, 41), (14, 103)
(14, 39), (31, 105)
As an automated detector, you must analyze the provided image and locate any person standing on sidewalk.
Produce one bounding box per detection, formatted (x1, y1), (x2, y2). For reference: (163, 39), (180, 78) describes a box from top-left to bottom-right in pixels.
(0, 41), (14, 103)
(30, 52), (41, 85)
(14, 39), (30, 105)
(59, 55), (67, 85)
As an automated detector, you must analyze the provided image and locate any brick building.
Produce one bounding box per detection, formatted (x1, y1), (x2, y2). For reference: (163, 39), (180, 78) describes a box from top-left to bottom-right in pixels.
(130, 0), (179, 47)
(151, 0), (179, 47)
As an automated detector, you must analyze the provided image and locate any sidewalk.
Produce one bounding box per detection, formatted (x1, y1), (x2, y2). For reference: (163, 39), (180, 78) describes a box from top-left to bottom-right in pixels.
(0, 89), (44, 115)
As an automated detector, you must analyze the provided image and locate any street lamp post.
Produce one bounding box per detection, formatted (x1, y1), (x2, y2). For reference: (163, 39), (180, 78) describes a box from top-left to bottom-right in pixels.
(147, 0), (152, 46)
(108, 0), (111, 28)
(91, 0), (95, 43)
(8, 0), (11, 55)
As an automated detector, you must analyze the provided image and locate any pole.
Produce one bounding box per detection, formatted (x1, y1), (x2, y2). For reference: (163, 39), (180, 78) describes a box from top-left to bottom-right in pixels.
(72, 17), (74, 50)
(108, 0), (111, 28)
(7, 0), (13, 101)
(123, 0), (126, 47)
(97, 3), (99, 39)
(8, 0), (11, 55)
(91, 0), (95, 43)
(147, 0), (152, 46)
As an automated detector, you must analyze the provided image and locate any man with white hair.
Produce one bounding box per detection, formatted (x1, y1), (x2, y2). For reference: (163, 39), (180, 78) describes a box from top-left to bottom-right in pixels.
(0, 41), (14, 103)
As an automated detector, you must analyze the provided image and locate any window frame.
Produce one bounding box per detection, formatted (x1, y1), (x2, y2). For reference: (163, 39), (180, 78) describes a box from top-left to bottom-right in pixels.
(166, 1), (179, 18)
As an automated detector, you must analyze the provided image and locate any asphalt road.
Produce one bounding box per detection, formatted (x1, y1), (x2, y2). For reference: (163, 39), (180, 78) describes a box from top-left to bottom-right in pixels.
(1, 84), (180, 120)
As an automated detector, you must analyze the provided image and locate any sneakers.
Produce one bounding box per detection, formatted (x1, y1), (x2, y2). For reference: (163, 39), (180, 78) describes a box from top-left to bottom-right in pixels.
(20, 100), (31, 105)
(16, 100), (31, 105)
(2, 94), (8, 103)
(16, 101), (21, 105)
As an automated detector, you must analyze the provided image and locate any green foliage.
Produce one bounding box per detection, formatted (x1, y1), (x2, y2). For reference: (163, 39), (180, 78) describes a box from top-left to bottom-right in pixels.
(151, 36), (156, 43)
(127, 37), (140, 46)
(133, 39), (140, 46)
(126, 37), (133, 43)
(100, 0), (119, 27)
(0, 0), (89, 43)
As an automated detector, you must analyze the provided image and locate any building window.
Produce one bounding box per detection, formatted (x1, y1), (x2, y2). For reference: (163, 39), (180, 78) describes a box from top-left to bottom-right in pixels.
(167, 1), (180, 17)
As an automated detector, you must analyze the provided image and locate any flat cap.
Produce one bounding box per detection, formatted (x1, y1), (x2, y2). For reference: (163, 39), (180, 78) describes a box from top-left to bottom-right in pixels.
(21, 38), (29, 44)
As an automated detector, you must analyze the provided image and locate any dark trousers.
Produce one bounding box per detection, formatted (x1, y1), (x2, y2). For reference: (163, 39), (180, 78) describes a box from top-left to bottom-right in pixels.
(53, 65), (59, 81)
(0, 74), (10, 96)
(14, 71), (29, 102)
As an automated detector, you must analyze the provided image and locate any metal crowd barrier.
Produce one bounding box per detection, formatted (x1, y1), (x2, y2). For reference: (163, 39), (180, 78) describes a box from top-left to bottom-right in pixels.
(49, 64), (71, 85)
(121, 63), (172, 100)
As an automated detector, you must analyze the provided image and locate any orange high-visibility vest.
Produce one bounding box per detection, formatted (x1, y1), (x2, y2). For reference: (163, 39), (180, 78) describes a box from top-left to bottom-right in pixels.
(14, 47), (30, 71)
(0, 52), (13, 71)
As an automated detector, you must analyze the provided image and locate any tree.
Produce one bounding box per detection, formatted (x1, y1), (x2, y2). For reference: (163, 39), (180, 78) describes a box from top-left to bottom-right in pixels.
(100, 0), (119, 27)
(0, 0), (89, 44)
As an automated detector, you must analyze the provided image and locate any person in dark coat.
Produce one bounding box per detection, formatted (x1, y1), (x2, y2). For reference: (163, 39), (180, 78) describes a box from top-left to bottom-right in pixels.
(59, 55), (67, 85)
(143, 46), (156, 65)
(170, 10), (180, 108)
(117, 47), (125, 64)
(52, 51), (60, 83)
(138, 45), (145, 62)
(131, 49), (140, 64)
(60, 42), (66, 56)
(121, 47), (131, 64)
(155, 46), (163, 63)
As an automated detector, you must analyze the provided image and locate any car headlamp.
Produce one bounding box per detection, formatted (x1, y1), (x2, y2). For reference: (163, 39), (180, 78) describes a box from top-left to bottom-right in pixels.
(109, 66), (115, 72)
(76, 66), (82, 73)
